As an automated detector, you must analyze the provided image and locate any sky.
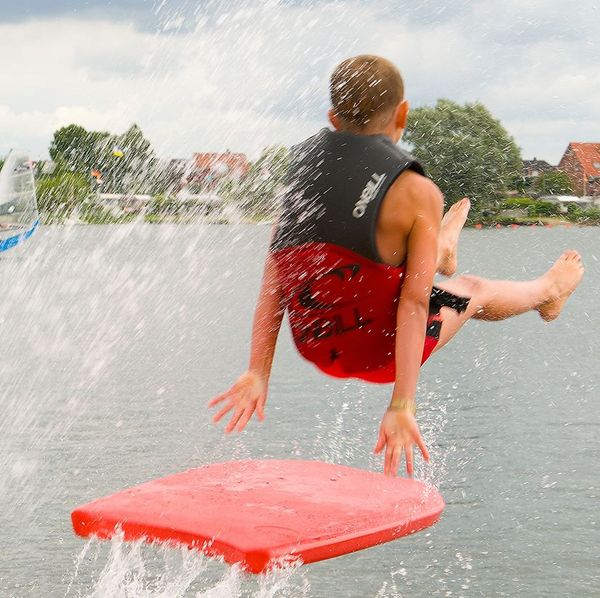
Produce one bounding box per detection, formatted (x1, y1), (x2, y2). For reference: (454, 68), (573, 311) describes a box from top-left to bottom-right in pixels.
(1, 0), (599, 163)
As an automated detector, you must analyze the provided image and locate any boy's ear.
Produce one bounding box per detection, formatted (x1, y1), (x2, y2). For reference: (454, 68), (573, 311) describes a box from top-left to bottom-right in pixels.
(395, 100), (409, 130)
(328, 109), (343, 131)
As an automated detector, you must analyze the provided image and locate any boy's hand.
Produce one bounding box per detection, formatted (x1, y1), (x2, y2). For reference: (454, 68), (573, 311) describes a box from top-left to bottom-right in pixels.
(374, 406), (430, 476)
(208, 371), (268, 433)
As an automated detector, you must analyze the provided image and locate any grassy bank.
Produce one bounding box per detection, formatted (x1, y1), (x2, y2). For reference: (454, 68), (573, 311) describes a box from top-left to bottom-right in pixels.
(36, 192), (600, 227)
(472, 196), (600, 227)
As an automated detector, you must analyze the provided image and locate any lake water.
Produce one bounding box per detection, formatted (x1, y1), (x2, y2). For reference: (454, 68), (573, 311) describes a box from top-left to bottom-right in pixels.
(0, 224), (598, 597)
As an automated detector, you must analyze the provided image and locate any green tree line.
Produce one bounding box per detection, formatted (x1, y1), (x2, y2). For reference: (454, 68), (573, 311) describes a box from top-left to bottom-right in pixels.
(4, 99), (591, 225)
(34, 122), (291, 223)
(405, 99), (522, 217)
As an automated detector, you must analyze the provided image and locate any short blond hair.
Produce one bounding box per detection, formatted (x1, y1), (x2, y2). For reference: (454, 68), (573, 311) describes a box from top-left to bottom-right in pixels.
(329, 55), (404, 130)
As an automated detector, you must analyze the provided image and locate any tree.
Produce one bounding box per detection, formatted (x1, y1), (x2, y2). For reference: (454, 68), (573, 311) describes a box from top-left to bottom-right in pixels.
(36, 171), (90, 223)
(226, 145), (289, 218)
(48, 123), (155, 193)
(405, 100), (522, 214)
(534, 170), (573, 196)
(49, 124), (111, 175)
(103, 124), (155, 193)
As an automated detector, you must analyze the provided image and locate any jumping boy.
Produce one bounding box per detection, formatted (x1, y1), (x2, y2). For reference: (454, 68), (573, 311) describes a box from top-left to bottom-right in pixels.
(209, 55), (584, 477)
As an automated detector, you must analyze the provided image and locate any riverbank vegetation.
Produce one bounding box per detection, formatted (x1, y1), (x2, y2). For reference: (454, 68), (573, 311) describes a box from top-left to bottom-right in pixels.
(2, 102), (597, 226)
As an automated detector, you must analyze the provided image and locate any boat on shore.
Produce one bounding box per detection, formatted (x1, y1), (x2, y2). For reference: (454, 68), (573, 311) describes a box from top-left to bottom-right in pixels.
(0, 150), (39, 251)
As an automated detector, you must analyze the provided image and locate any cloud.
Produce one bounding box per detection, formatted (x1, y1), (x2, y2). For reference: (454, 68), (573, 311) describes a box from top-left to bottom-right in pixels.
(0, 0), (162, 31)
(0, 0), (599, 163)
(0, 0), (229, 34)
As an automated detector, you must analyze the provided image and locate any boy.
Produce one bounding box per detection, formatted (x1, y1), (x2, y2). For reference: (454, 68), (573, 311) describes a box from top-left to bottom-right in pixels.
(209, 55), (583, 476)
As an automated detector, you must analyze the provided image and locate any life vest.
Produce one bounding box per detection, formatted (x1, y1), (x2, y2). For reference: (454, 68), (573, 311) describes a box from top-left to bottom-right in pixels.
(270, 128), (466, 383)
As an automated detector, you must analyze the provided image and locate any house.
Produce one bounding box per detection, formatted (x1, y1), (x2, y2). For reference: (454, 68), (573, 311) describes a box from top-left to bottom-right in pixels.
(558, 142), (600, 196)
(191, 152), (250, 189)
(522, 158), (554, 179)
(154, 158), (195, 194)
(97, 193), (152, 214)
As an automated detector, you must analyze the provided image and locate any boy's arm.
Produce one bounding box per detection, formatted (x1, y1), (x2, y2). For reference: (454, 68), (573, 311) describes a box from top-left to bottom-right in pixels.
(374, 178), (443, 475)
(209, 241), (285, 432)
(392, 180), (442, 406)
(247, 251), (286, 379)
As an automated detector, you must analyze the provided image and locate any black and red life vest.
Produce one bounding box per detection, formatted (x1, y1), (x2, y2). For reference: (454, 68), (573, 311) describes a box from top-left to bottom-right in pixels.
(270, 128), (463, 383)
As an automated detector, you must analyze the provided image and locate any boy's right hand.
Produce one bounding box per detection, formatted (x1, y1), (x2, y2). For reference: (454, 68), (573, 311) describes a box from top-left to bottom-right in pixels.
(208, 371), (268, 433)
(374, 406), (429, 477)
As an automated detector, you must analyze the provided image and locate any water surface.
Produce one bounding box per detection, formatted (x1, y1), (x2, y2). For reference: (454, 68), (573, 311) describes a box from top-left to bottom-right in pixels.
(0, 224), (598, 597)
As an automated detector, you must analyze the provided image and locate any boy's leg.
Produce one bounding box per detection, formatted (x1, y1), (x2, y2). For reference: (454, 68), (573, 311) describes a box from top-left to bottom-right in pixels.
(437, 198), (471, 276)
(432, 250), (584, 352)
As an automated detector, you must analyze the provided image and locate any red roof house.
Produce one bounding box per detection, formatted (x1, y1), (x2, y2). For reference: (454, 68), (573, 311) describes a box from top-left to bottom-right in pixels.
(558, 143), (600, 196)
(192, 152), (250, 187)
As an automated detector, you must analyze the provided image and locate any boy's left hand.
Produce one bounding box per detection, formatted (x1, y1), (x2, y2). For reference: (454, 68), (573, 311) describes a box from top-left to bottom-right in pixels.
(374, 407), (430, 476)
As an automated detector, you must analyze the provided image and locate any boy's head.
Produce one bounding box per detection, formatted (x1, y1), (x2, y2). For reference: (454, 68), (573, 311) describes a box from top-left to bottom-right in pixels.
(328, 55), (408, 141)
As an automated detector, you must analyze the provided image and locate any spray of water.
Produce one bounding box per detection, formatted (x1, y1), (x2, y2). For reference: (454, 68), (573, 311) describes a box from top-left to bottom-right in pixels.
(7, 1), (597, 596)
(65, 536), (310, 598)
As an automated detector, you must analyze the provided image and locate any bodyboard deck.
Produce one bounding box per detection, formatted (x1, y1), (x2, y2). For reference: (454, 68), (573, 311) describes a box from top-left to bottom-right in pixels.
(71, 459), (444, 573)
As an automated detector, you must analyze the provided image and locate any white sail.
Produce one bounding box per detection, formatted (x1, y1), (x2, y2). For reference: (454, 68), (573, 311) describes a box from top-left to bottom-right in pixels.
(0, 150), (39, 251)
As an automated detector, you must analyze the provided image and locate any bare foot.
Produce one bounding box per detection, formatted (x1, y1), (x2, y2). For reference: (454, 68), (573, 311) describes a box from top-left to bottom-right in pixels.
(437, 198), (471, 276)
(538, 250), (584, 322)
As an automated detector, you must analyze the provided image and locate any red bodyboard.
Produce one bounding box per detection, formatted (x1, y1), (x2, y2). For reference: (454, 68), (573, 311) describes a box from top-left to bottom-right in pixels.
(71, 460), (444, 573)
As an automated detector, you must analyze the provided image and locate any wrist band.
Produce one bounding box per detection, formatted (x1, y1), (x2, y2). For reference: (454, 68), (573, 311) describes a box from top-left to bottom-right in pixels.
(388, 399), (417, 415)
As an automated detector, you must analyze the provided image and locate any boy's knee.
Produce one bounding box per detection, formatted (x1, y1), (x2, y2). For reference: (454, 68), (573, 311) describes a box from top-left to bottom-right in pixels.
(454, 275), (484, 297)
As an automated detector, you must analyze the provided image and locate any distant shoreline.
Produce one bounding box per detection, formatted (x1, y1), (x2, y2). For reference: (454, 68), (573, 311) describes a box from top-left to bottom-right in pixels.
(36, 217), (597, 227)
(469, 217), (598, 228)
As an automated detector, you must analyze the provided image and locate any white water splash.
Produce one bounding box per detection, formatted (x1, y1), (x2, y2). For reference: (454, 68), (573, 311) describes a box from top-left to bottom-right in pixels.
(66, 536), (310, 598)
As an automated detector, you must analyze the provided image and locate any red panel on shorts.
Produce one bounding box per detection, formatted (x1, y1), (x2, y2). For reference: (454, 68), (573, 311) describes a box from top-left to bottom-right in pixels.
(72, 460), (444, 573)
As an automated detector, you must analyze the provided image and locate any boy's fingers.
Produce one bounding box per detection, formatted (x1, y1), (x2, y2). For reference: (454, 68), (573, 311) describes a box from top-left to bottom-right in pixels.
(390, 446), (401, 477)
(256, 400), (265, 421)
(405, 445), (414, 476)
(212, 403), (233, 423)
(208, 391), (232, 408)
(373, 429), (385, 455)
(235, 406), (255, 431)
(416, 434), (430, 462)
(225, 408), (244, 433)
(383, 442), (391, 475)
